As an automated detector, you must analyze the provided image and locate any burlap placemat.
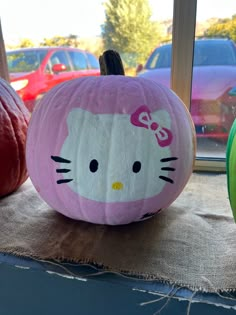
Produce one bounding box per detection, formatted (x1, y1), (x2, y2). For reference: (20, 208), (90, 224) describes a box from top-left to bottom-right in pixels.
(0, 173), (235, 292)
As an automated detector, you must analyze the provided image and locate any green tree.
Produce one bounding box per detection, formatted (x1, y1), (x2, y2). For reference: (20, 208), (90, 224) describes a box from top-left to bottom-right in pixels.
(40, 34), (80, 47)
(102, 0), (161, 66)
(18, 38), (35, 48)
(79, 37), (104, 57)
(204, 15), (236, 42)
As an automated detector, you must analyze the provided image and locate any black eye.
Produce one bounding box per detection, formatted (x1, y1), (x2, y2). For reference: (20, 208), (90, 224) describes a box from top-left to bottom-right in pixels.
(89, 159), (99, 172)
(132, 161), (141, 173)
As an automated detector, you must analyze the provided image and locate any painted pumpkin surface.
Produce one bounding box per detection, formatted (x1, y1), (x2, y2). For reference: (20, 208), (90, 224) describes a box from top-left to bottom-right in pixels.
(26, 51), (196, 225)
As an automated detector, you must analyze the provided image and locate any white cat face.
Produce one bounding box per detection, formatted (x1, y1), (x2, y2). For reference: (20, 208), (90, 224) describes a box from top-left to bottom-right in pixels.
(53, 107), (176, 202)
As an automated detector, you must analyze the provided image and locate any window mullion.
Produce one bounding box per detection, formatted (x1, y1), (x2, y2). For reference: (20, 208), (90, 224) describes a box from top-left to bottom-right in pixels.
(0, 19), (9, 82)
(171, 0), (197, 109)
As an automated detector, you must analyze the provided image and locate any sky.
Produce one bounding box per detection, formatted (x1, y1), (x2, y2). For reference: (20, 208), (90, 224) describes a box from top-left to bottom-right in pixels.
(1, 0), (236, 45)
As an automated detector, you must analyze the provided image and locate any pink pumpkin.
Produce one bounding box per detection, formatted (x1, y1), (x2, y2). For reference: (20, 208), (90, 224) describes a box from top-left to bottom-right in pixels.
(26, 51), (196, 225)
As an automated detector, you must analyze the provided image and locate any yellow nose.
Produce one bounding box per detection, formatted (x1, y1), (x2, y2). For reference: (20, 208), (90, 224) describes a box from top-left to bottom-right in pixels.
(112, 182), (123, 190)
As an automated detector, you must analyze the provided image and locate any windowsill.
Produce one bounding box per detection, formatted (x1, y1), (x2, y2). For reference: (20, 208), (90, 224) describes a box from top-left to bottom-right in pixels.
(0, 250), (236, 315)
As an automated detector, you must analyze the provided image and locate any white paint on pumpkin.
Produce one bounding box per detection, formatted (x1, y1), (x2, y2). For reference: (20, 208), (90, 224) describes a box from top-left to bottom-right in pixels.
(60, 107), (173, 202)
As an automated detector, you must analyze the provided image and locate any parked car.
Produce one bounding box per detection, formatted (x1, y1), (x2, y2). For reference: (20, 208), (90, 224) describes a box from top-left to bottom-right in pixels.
(7, 47), (101, 112)
(137, 38), (236, 141)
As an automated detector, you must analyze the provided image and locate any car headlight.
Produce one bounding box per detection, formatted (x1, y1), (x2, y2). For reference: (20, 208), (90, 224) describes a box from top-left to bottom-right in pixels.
(11, 79), (28, 91)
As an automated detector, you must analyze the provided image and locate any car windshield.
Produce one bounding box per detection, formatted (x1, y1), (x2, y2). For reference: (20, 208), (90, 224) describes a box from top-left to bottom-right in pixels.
(145, 40), (236, 69)
(7, 50), (48, 73)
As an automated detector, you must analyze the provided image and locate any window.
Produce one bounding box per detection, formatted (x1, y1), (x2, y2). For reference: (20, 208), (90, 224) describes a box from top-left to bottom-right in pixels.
(146, 46), (172, 69)
(49, 51), (71, 71)
(193, 1), (236, 168)
(1, 0), (236, 172)
(86, 53), (99, 69)
(7, 49), (48, 73)
(68, 51), (88, 70)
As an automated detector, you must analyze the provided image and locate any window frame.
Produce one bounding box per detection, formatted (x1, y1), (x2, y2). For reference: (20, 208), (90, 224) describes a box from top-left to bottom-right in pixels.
(171, 0), (226, 172)
(0, 18), (9, 81)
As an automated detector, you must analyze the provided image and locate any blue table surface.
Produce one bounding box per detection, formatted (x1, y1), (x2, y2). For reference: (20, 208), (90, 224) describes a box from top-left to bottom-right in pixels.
(0, 252), (236, 315)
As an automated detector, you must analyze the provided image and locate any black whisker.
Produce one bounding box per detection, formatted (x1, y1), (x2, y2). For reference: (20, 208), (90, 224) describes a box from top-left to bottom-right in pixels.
(161, 167), (175, 171)
(56, 169), (71, 173)
(159, 176), (174, 184)
(160, 157), (178, 163)
(57, 179), (73, 184)
(51, 156), (71, 163)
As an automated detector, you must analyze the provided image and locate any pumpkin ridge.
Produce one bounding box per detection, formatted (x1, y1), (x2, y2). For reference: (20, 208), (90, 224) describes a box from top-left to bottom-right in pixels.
(165, 88), (197, 169)
(0, 81), (28, 192)
(0, 78), (29, 127)
(0, 95), (21, 192)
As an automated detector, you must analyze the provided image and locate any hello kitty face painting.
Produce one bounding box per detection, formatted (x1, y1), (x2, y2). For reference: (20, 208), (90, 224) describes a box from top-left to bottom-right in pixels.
(26, 75), (196, 225)
(51, 105), (176, 204)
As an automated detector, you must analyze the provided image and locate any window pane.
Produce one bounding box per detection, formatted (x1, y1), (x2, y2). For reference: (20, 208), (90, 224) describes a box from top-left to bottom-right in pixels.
(68, 51), (88, 70)
(2, 0), (174, 113)
(7, 49), (48, 72)
(193, 0), (236, 160)
(49, 51), (71, 71)
(86, 53), (99, 69)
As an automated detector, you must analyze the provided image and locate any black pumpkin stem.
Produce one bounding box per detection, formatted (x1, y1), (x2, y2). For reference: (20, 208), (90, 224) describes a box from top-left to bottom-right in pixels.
(99, 50), (125, 76)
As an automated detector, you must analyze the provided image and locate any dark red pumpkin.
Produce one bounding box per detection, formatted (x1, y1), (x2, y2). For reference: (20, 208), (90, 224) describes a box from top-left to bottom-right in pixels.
(0, 78), (30, 197)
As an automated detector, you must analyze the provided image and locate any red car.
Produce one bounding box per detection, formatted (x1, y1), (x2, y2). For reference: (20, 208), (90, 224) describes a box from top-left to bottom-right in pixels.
(137, 38), (236, 141)
(7, 47), (100, 112)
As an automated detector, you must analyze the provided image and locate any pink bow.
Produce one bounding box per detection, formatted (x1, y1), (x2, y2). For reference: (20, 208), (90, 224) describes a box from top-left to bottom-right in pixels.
(130, 105), (173, 147)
